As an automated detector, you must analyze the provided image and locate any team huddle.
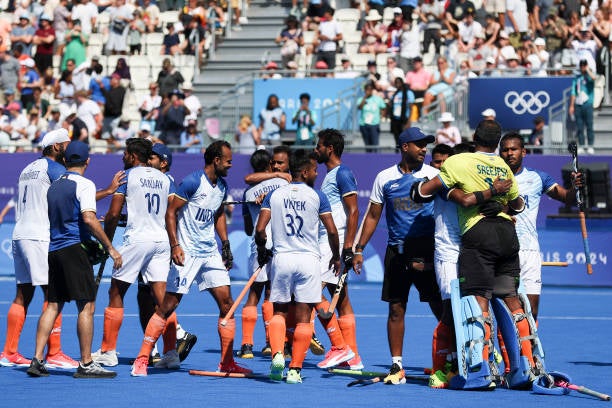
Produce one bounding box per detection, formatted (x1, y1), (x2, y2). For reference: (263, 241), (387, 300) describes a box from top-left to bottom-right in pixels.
(0, 123), (581, 389)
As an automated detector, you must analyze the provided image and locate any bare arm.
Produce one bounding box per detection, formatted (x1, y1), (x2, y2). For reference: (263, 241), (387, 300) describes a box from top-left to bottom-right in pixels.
(320, 212), (341, 274)
(214, 205), (228, 241)
(95, 170), (126, 201)
(82, 210), (122, 269)
(342, 193), (359, 250)
(244, 172), (291, 185)
(448, 177), (512, 207)
(166, 196), (188, 266)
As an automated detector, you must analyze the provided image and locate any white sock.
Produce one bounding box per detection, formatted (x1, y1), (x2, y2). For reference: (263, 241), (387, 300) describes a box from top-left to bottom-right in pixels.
(152, 342), (159, 356)
(392, 356), (403, 369)
(176, 323), (186, 339)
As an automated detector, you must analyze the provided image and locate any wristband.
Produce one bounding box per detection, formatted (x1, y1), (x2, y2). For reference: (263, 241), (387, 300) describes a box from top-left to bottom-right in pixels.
(490, 184), (498, 195)
(355, 244), (365, 251)
(354, 252), (363, 255)
(171, 243), (180, 249)
(474, 191), (485, 204)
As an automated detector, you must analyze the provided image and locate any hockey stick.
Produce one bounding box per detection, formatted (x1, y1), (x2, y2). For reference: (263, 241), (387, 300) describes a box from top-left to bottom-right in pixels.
(318, 267), (349, 320)
(223, 200), (256, 205)
(94, 255), (109, 295)
(541, 261), (569, 267)
(328, 368), (429, 383)
(189, 369), (266, 379)
(555, 379), (611, 401)
(568, 142), (593, 275)
(220, 266), (263, 326)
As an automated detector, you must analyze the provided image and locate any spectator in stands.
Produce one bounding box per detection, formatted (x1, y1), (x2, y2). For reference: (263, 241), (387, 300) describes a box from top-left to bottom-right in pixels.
(422, 56), (456, 114)
(480, 56), (500, 76)
(276, 15), (303, 69)
(180, 120), (203, 153)
(55, 69), (76, 117)
(235, 114), (259, 153)
(100, 73), (127, 139)
(435, 112), (461, 146)
(106, 0), (133, 55)
(71, 0), (98, 35)
(505, 49), (527, 75)
(497, 30), (516, 67)
(386, 8), (404, 54)
(3, 88), (19, 110)
(367, 0), (384, 16)
(524, 35), (548, 76)
(366, 59), (381, 89)
(41, 66), (57, 101)
(13, 44), (29, 75)
(11, 13), (36, 56)
(258, 93), (285, 146)
(180, 0), (207, 30)
(399, 0), (418, 21)
(404, 56), (431, 101)
(0, 46), (20, 104)
(159, 89), (189, 145)
(141, 0), (161, 33)
(128, 10), (146, 55)
(569, 59), (596, 154)
(139, 82), (162, 131)
(46, 106), (62, 132)
(397, 17), (421, 73)
(357, 81), (386, 153)
(482, 13), (500, 47)
(445, 0), (476, 36)
(61, 22), (87, 72)
(570, 26), (601, 74)
(25, 107), (46, 146)
(32, 14), (55, 72)
(292, 92), (317, 146)
(53, 0), (70, 56)
(2, 102), (28, 143)
(207, 0), (226, 33)
(111, 118), (136, 147)
(378, 56), (405, 99)
(335, 55), (359, 78)
(530, 116), (545, 152)
(418, 1), (444, 56)
(484, 0), (505, 29)
(89, 64), (108, 106)
(112, 57), (132, 80)
(592, 8), (609, 68)
(470, 31), (498, 71)
(27, 87), (49, 116)
(63, 112), (88, 142)
(303, 0), (330, 31)
(359, 9), (387, 55)
(19, 58), (41, 108)
(457, 8), (482, 55)
(314, 7), (342, 72)
(75, 90), (102, 141)
(157, 57), (184, 97)
(389, 76), (414, 147)
(183, 84), (201, 125)
(261, 61), (283, 79)
(543, 10), (568, 68)
(184, 15), (207, 65)
(0, 15), (10, 46)
(505, 0), (529, 40)
(162, 22), (181, 55)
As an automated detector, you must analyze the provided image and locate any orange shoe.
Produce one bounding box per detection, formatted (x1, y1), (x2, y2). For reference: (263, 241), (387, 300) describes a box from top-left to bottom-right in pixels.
(218, 360), (253, 374)
(0, 351), (31, 367)
(131, 356), (149, 377)
(46, 351), (79, 369)
(337, 354), (364, 370)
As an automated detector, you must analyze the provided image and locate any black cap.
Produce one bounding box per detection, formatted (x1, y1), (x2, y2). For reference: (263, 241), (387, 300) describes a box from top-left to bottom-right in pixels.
(579, 59), (588, 66)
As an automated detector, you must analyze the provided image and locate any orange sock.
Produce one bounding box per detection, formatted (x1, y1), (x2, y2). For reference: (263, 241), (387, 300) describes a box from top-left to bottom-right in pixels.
(241, 306), (257, 345)
(497, 328), (510, 372)
(3, 303), (25, 355)
(338, 314), (358, 355)
(285, 304), (296, 344)
(163, 312), (178, 354)
(101, 307), (124, 352)
(42, 301), (63, 356)
(290, 323), (312, 369)
(515, 309), (535, 366)
(432, 321), (452, 371)
(269, 314), (286, 356)
(316, 300), (345, 348)
(217, 318), (235, 366)
(138, 314), (166, 359)
(261, 301), (273, 343)
(482, 312), (491, 363)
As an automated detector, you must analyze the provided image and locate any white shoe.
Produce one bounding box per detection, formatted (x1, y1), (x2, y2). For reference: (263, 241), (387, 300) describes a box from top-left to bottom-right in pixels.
(578, 146), (586, 155)
(587, 146), (595, 154)
(91, 349), (118, 367)
(154, 349), (180, 369)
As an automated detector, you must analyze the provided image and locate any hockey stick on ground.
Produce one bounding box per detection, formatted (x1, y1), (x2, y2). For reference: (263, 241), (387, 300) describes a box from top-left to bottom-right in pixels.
(189, 369), (267, 379)
(554, 379), (611, 401)
(318, 267), (349, 319)
(220, 266), (263, 326)
(328, 368), (429, 383)
(541, 261), (569, 267)
(568, 141), (593, 275)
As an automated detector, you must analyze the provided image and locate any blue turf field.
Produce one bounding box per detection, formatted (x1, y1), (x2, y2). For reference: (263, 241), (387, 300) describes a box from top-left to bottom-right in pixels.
(0, 279), (610, 408)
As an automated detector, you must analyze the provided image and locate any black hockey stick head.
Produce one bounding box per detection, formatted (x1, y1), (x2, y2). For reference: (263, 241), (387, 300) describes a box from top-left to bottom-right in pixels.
(568, 141), (578, 158)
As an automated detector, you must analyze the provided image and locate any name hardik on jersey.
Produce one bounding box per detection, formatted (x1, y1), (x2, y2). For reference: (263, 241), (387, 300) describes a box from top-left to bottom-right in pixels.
(318, 164), (357, 243)
(48, 172), (97, 252)
(116, 166), (173, 245)
(438, 152), (519, 234)
(13, 157), (65, 241)
(175, 170), (227, 257)
(514, 167), (557, 251)
(243, 177), (289, 252)
(370, 164), (439, 246)
(261, 182), (331, 256)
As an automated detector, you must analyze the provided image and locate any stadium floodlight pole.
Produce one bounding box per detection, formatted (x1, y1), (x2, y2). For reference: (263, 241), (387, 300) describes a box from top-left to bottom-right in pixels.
(568, 142), (593, 275)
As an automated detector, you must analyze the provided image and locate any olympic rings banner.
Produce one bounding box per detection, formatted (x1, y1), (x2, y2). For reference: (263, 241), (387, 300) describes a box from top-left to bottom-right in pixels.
(468, 76), (573, 129)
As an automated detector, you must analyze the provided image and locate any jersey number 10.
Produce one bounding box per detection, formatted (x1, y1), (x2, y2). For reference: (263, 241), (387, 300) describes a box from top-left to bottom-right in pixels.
(145, 193), (160, 214)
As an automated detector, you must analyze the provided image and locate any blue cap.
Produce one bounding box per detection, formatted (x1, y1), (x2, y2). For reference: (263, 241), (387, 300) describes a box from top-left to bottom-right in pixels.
(398, 127), (435, 145)
(152, 143), (172, 166)
(65, 141), (90, 164)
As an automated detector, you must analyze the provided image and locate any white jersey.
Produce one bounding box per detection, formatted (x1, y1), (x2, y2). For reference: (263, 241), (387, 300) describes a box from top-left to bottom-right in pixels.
(434, 193), (461, 263)
(175, 170), (227, 257)
(116, 165), (173, 245)
(243, 177), (289, 253)
(369, 163), (439, 204)
(13, 157), (65, 241)
(318, 164), (358, 244)
(261, 182), (331, 256)
(514, 166), (557, 251)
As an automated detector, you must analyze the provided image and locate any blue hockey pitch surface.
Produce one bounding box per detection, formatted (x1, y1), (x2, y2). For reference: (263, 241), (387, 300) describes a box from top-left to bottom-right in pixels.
(0, 278), (610, 408)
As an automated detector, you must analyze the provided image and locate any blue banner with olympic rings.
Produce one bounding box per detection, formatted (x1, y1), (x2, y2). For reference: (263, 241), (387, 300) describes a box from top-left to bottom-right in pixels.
(468, 76), (573, 130)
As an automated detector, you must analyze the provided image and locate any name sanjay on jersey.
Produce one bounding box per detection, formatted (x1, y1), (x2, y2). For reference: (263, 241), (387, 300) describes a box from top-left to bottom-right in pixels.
(140, 178), (165, 189)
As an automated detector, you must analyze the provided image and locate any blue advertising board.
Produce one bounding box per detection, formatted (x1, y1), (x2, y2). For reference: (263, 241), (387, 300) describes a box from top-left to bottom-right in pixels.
(468, 76), (573, 129)
(252, 78), (362, 131)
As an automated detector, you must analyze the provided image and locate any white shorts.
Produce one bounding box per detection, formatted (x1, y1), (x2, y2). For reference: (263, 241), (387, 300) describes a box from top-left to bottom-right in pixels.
(270, 252), (321, 304)
(112, 241), (171, 284)
(435, 258), (458, 301)
(106, 32), (128, 52)
(12, 240), (49, 286)
(248, 252), (269, 283)
(166, 251), (229, 294)
(485, 0), (506, 14)
(519, 249), (542, 295)
(319, 240), (338, 284)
